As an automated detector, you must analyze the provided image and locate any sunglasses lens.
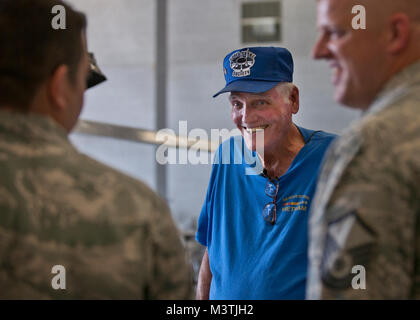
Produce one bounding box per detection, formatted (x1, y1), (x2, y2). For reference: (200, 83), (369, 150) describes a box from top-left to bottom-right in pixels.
(265, 181), (277, 197)
(263, 203), (276, 224)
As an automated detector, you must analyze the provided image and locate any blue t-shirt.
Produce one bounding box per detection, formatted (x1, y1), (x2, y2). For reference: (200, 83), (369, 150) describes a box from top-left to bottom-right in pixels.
(196, 126), (336, 300)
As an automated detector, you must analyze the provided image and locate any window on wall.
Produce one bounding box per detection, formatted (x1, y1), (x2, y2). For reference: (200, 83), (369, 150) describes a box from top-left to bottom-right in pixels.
(241, 1), (282, 44)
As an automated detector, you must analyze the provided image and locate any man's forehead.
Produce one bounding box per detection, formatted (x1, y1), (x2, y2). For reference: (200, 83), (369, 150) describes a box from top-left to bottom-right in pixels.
(317, 0), (357, 10)
(316, 0), (355, 24)
(229, 90), (275, 100)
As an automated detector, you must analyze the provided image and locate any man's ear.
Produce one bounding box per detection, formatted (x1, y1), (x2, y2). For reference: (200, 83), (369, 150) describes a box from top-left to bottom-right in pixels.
(290, 85), (300, 114)
(387, 13), (410, 54)
(48, 65), (70, 111)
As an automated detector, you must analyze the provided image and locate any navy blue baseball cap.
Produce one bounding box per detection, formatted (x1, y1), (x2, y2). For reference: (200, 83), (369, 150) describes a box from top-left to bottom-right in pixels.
(213, 47), (294, 98)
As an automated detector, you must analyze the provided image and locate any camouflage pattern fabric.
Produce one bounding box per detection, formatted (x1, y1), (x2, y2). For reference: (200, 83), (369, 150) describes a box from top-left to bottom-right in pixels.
(307, 61), (420, 299)
(0, 111), (192, 299)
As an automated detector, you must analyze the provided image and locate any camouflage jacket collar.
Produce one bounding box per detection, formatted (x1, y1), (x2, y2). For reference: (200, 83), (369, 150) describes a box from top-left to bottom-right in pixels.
(0, 110), (70, 147)
(367, 60), (420, 117)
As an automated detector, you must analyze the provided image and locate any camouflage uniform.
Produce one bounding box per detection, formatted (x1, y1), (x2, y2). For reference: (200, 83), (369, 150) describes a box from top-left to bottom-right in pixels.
(0, 110), (192, 299)
(307, 61), (420, 299)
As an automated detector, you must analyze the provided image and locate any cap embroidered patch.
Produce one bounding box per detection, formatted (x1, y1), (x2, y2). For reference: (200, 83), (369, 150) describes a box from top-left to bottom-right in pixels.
(230, 49), (256, 77)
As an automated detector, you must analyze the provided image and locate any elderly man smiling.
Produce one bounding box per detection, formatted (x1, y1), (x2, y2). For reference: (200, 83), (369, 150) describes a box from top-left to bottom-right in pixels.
(308, 0), (420, 299)
(195, 47), (336, 300)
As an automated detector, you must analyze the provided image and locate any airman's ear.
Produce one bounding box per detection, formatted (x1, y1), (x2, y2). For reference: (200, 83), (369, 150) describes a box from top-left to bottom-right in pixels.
(48, 65), (70, 111)
(290, 85), (300, 114)
(386, 13), (410, 54)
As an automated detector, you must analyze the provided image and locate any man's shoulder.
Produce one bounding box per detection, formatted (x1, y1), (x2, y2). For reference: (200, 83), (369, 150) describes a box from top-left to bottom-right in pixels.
(2, 141), (169, 224)
(214, 135), (245, 160)
(361, 96), (420, 155)
(311, 131), (337, 151)
(338, 98), (420, 189)
(73, 152), (168, 212)
(76, 152), (151, 192)
(300, 127), (337, 150)
(298, 125), (336, 139)
(312, 130), (337, 140)
(218, 135), (241, 148)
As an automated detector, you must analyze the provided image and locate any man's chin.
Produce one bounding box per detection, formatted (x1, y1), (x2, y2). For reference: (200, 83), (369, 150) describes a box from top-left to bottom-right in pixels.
(335, 87), (352, 108)
(335, 90), (368, 110)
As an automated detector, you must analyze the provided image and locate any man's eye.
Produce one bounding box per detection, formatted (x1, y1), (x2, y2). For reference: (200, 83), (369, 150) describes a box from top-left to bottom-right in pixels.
(232, 101), (242, 109)
(256, 100), (267, 106)
(329, 30), (346, 39)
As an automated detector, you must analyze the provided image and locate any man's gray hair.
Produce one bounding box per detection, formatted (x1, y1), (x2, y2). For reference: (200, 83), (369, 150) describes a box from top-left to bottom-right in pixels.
(275, 82), (296, 104)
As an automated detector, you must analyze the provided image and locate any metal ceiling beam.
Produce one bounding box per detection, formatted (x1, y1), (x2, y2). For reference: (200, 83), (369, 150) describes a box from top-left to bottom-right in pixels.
(73, 119), (218, 152)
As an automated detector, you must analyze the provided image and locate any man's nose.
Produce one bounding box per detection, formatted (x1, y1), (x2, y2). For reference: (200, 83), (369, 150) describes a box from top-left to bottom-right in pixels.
(312, 34), (331, 60)
(242, 104), (257, 124)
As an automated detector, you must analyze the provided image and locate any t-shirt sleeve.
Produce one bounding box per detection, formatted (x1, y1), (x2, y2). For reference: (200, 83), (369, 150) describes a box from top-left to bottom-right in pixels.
(196, 199), (210, 247)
